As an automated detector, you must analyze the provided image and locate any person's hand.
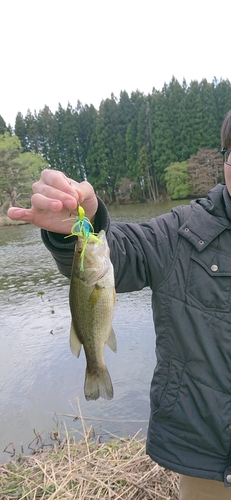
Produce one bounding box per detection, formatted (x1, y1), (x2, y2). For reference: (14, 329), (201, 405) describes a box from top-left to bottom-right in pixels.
(7, 169), (98, 234)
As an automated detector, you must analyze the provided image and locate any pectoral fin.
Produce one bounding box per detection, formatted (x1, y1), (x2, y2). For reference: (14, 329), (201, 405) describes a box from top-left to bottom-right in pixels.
(88, 286), (103, 309)
(70, 321), (82, 357)
(106, 327), (117, 353)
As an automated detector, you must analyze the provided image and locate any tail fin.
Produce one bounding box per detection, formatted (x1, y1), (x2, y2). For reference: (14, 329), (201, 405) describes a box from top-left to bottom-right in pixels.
(84, 366), (114, 401)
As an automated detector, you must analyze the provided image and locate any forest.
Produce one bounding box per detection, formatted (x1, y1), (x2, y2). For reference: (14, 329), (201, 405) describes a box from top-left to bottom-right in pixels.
(0, 76), (231, 211)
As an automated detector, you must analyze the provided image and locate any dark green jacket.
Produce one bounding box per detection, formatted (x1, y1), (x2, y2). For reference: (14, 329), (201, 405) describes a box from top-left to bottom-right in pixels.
(42, 183), (231, 485)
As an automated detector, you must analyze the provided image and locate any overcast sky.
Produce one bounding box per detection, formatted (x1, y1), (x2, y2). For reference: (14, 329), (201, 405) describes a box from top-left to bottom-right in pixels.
(1, 0), (230, 127)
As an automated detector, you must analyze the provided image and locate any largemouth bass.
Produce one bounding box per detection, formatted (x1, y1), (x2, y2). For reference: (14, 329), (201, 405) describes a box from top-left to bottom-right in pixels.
(69, 230), (116, 400)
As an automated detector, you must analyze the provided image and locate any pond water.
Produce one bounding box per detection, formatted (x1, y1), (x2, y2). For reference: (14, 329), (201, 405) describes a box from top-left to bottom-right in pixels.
(0, 199), (188, 463)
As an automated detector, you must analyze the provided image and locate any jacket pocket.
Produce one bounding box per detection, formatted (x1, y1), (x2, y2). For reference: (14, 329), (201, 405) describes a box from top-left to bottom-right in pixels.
(186, 248), (231, 311)
(166, 371), (231, 456)
(152, 357), (185, 420)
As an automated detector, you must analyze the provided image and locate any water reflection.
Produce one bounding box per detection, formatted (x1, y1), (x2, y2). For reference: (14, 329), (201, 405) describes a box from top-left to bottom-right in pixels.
(0, 200), (188, 463)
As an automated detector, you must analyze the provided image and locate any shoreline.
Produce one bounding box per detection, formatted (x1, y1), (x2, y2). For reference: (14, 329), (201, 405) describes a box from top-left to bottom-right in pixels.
(0, 216), (29, 228)
(0, 432), (179, 499)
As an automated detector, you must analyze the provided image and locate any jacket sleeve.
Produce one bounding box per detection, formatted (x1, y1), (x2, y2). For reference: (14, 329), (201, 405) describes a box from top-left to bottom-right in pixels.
(41, 198), (182, 293)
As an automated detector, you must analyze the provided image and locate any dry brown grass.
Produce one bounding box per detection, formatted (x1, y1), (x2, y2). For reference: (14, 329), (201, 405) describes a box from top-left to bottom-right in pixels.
(0, 426), (179, 500)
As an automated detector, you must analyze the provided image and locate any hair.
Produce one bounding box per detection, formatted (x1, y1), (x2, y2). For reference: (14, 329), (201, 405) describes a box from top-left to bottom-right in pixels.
(221, 109), (231, 149)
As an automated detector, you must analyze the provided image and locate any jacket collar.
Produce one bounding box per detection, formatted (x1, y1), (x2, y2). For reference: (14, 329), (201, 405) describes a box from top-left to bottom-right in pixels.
(178, 184), (230, 252)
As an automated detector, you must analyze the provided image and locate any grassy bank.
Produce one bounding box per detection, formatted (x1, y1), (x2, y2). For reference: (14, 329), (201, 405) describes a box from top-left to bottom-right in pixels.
(0, 430), (179, 499)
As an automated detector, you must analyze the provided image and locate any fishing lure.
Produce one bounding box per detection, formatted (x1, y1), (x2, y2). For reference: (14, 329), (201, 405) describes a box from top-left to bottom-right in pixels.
(64, 205), (102, 271)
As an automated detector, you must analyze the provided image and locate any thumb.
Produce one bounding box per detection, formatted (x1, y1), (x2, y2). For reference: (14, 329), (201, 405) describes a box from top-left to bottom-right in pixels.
(73, 181), (98, 221)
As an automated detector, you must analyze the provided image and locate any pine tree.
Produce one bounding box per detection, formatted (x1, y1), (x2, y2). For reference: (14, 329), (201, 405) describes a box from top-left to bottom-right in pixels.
(125, 91), (145, 186)
(15, 112), (27, 150)
(0, 116), (7, 135)
(88, 95), (127, 201)
(126, 120), (138, 180)
(76, 103), (97, 180)
(24, 110), (39, 152)
(214, 78), (231, 127)
(167, 77), (187, 161)
(199, 79), (219, 149)
(54, 103), (80, 178)
(36, 106), (59, 168)
(150, 89), (174, 187)
(183, 80), (203, 157)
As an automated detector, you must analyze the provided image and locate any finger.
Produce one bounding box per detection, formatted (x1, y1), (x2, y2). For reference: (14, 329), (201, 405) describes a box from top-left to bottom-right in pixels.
(7, 207), (43, 225)
(39, 169), (80, 199)
(7, 207), (28, 221)
(31, 193), (62, 211)
(32, 182), (78, 211)
(74, 181), (98, 220)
